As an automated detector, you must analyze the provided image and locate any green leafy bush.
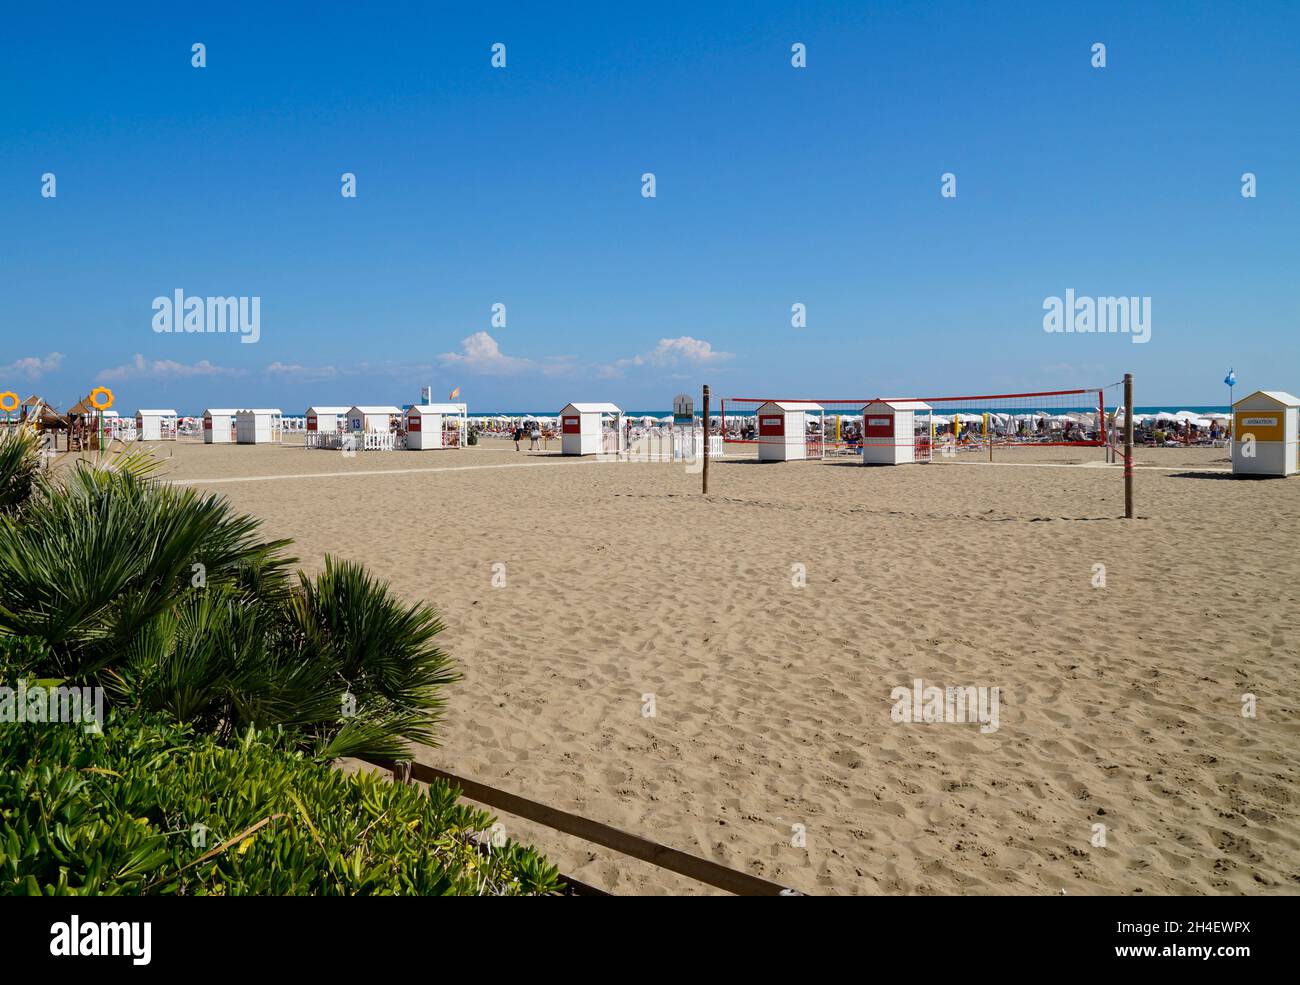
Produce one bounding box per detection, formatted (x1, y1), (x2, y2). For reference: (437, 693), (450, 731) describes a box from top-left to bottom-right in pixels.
(0, 459), (458, 759)
(0, 435), (560, 898)
(0, 709), (562, 896)
(0, 430), (41, 516)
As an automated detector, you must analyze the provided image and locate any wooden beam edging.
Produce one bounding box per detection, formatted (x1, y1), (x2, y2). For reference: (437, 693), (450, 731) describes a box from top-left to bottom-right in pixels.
(364, 757), (801, 896)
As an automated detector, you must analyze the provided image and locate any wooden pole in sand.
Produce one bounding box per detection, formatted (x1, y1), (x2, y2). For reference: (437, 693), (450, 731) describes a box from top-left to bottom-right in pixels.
(1123, 373), (1134, 519)
(702, 384), (710, 495)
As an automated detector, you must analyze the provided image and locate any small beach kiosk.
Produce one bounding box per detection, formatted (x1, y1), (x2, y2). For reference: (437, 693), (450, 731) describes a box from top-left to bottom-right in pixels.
(135, 409), (178, 441)
(346, 405), (401, 451)
(347, 405), (400, 433)
(236, 409), (282, 444)
(202, 408), (237, 444)
(304, 406), (349, 448)
(406, 403), (468, 450)
(754, 401), (824, 461)
(861, 399), (932, 465)
(1232, 390), (1300, 477)
(560, 402), (624, 456)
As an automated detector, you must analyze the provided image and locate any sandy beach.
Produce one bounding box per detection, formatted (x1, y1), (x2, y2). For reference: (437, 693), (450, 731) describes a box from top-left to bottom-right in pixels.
(140, 436), (1300, 895)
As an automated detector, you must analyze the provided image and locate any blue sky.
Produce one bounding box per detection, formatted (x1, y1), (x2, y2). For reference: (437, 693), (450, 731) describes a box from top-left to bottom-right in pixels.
(2, 1), (1297, 411)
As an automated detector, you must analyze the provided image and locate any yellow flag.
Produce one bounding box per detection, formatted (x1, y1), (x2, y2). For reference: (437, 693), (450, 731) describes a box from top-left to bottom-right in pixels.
(448, 387), (460, 400)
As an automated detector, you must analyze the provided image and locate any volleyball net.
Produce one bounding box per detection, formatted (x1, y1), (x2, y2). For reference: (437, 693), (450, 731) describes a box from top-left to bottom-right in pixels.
(721, 388), (1108, 459)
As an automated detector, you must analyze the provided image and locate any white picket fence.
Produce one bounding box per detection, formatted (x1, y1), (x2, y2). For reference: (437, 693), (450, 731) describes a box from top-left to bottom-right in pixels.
(305, 431), (404, 451)
(625, 429), (724, 462)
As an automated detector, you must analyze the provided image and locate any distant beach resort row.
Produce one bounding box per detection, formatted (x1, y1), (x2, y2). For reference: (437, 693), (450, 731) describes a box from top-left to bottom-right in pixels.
(4, 384), (1297, 477)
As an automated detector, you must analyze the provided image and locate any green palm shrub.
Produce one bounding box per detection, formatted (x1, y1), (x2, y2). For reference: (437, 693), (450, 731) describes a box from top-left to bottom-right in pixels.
(0, 443), (458, 759)
(0, 707), (561, 896)
(0, 435), (558, 897)
(0, 429), (41, 516)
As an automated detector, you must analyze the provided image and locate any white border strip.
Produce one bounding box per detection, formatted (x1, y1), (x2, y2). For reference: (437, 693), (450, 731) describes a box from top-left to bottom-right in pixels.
(167, 459), (582, 486)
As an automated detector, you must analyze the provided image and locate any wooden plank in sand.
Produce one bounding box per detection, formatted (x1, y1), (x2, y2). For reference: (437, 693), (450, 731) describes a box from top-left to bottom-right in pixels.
(368, 758), (799, 896)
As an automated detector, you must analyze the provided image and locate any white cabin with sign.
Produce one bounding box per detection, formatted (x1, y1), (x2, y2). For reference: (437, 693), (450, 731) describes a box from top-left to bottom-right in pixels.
(406, 403), (468, 450)
(861, 399), (932, 465)
(135, 409), (178, 441)
(304, 406), (349, 448)
(346, 406), (401, 433)
(305, 406), (348, 434)
(202, 408), (237, 444)
(754, 400), (823, 461)
(559, 402), (624, 456)
(1232, 390), (1299, 477)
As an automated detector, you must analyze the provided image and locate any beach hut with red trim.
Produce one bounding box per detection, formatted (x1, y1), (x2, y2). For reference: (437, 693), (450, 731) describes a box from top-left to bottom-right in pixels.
(754, 400), (823, 461)
(861, 399), (931, 465)
(559, 402), (623, 456)
(202, 408), (237, 444)
(406, 403), (468, 450)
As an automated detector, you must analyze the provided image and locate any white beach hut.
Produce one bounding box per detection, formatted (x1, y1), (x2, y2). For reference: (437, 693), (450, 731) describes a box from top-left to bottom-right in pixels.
(861, 399), (932, 465)
(754, 401), (824, 461)
(559, 402), (624, 456)
(202, 408), (237, 444)
(236, 409), (282, 444)
(345, 405), (401, 451)
(1232, 390), (1300, 477)
(305, 406), (348, 434)
(347, 406), (401, 433)
(406, 403), (469, 450)
(135, 409), (178, 442)
(304, 406), (349, 448)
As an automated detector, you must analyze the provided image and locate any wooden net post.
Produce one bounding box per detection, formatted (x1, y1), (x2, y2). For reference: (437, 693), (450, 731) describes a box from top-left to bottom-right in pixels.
(702, 384), (710, 495)
(1123, 373), (1134, 519)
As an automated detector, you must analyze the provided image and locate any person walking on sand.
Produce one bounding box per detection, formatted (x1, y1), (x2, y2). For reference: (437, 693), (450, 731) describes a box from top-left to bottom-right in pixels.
(529, 422), (541, 450)
(513, 424), (523, 451)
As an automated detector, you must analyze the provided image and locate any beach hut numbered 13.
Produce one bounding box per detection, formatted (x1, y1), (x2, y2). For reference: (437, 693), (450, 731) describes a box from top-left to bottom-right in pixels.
(406, 403), (469, 450)
(202, 408), (237, 444)
(755, 401), (824, 461)
(862, 399), (933, 465)
(347, 406), (401, 432)
(559, 402), (624, 456)
(1232, 390), (1299, 477)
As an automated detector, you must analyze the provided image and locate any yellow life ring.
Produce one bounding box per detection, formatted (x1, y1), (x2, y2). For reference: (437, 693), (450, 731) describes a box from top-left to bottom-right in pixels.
(89, 386), (115, 411)
(0, 391), (18, 413)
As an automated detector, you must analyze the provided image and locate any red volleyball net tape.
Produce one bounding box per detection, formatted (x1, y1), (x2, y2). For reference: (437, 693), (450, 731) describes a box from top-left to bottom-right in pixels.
(721, 388), (1108, 458)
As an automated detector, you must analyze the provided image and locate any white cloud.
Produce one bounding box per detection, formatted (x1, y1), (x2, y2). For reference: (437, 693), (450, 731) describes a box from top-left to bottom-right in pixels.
(1, 352), (63, 380)
(603, 336), (733, 378)
(439, 331), (534, 375)
(97, 354), (244, 382)
(266, 361), (339, 383)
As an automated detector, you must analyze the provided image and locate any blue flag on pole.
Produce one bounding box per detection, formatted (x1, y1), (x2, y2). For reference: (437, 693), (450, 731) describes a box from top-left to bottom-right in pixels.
(1224, 369), (1237, 387)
